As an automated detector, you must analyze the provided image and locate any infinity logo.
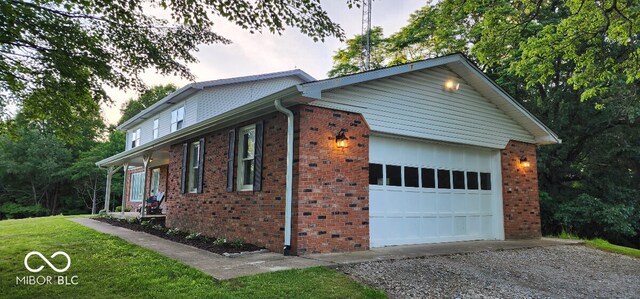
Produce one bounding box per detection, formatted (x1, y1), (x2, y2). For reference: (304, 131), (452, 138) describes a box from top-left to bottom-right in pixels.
(24, 251), (71, 273)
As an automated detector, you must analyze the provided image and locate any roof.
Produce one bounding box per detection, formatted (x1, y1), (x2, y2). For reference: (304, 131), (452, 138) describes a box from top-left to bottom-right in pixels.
(117, 69), (315, 130)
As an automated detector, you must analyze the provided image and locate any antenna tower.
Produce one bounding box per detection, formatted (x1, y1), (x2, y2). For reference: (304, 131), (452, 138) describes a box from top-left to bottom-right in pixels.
(361, 0), (372, 71)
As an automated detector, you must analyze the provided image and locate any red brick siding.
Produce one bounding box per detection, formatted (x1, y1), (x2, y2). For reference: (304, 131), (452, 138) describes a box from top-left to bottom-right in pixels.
(292, 105), (370, 255)
(501, 140), (541, 239)
(165, 112), (288, 253)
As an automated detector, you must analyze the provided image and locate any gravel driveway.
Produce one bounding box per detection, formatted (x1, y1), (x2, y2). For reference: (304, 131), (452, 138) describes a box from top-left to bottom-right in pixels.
(341, 245), (640, 298)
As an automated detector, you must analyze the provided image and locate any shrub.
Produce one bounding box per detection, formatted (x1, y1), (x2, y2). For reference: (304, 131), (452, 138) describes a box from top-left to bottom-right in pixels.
(229, 239), (244, 249)
(152, 224), (166, 231)
(126, 217), (138, 224)
(212, 238), (227, 246)
(166, 227), (182, 236)
(114, 206), (131, 212)
(141, 220), (155, 228)
(185, 232), (202, 240)
(0, 203), (48, 219)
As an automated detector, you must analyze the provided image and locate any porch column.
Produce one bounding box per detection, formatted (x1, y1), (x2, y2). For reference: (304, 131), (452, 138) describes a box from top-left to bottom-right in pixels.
(140, 154), (152, 218)
(103, 165), (122, 212)
(121, 162), (129, 216)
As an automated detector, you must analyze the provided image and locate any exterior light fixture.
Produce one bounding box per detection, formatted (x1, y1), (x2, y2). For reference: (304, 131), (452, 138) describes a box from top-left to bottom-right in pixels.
(520, 155), (531, 168)
(335, 129), (348, 148)
(444, 80), (460, 91)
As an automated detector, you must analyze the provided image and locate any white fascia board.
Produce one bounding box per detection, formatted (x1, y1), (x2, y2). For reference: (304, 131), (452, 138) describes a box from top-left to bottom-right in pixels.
(98, 86), (302, 167)
(299, 54), (464, 99)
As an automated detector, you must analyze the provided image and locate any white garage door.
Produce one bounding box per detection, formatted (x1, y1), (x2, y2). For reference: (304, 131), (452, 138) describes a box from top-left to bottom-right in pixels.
(369, 135), (504, 247)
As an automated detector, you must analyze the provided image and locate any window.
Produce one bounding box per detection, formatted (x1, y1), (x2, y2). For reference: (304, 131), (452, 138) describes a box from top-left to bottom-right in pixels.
(237, 125), (256, 190)
(171, 106), (184, 132)
(466, 172), (479, 190)
(480, 172), (492, 190)
(187, 142), (200, 193)
(131, 128), (141, 148)
(129, 172), (144, 202)
(404, 167), (419, 187)
(386, 165), (402, 186)
(150, 168), (160, 195)
(369, 163), (383, 185)
(421, 168), (436, 188)
(437, 169), (451, 189)
(153, 118), (159, 139)
(452, 170), (465, 189)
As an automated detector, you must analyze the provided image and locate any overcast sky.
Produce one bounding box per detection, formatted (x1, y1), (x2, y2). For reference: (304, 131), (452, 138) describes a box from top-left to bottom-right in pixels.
(102, 1), (427, 125)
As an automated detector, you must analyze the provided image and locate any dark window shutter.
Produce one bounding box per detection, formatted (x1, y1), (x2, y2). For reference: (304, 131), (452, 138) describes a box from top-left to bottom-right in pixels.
(181, 142), (188, 194)
(253, 121), (264, 192)
(197, 137), (205, 193)
(226, 129), (235, 192)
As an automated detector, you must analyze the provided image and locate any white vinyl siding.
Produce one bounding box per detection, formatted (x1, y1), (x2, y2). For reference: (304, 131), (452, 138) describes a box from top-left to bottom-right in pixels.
(310, 66), (535, 149)
(236, 125), (256, 191)
(129, 172), (144, 202)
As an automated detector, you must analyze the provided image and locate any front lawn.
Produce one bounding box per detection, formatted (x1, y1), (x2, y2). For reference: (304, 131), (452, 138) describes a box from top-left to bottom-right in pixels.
(553, 231), (640, 258)
(0, 216), (385, 299)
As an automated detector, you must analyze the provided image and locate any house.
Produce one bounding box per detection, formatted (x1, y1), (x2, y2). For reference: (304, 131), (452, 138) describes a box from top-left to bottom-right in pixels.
(97, 54), (560, 255)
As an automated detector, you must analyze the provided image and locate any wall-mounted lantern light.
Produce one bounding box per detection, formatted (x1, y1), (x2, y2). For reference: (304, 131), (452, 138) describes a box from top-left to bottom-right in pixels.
(336, 129), (348, 148)
(444, 80), (460, 91)
(520, 155), (531, 168)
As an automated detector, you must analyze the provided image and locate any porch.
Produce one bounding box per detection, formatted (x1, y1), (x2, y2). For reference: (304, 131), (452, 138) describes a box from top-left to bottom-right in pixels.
(108, 212), (167, 222)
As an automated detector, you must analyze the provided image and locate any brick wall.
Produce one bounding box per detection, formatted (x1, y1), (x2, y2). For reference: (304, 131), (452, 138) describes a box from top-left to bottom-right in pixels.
(165, 112), (288, 253)
(500, 140), (541, 239)
(292, 105), (370, 255)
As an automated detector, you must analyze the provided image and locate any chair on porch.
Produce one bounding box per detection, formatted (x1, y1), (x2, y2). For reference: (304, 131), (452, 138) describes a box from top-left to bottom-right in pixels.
(140, 191), (165, 215)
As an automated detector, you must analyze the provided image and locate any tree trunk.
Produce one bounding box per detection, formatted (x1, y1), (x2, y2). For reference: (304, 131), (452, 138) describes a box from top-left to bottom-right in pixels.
(91, 178), (98, 214)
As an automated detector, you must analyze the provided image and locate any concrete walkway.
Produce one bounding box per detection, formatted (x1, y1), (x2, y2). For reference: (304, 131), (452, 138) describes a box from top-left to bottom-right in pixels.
(69, 218), (332, 280)
(70, 218), (582, 280)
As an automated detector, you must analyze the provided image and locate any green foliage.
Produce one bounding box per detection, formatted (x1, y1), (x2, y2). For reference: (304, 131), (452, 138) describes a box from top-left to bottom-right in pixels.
(114, 206), (130, 212)
(229, 238), (245, 249)
(185, 232), (203, 240)
(166, 227), (182, 236)
(0, 216), (385, 298)
(213, 237), (227, 246)
(0, 202), (48, 219)
(586, 238), (640, 258)
(118, 84), (177, 125)
(1, 0), (345, 136)
(328, 27), (388, 77)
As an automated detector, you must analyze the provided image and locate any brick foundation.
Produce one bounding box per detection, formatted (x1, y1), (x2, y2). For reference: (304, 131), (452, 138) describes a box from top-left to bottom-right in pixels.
(501, 140), (541, 239)
(292, 105), (370, 255)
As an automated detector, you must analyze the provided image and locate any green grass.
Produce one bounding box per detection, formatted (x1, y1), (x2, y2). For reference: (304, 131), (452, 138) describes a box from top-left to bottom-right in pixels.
(552, 231), (640, 258)
(0, 216), (385, 299)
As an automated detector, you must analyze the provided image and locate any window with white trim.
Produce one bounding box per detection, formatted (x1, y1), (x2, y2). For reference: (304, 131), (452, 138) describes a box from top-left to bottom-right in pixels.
(171, 106), (184, 132)
(131, 128), (141, 148)
(236, 124), (256, 190)
(153, 118), (159, 139)
(129, 172), (144, 202)
(187, 141), (200, 193)
(150, 168), (160, 195)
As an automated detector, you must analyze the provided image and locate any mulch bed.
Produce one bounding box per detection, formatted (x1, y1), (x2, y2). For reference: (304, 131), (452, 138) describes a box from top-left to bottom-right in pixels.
(94, 217), (263, 255)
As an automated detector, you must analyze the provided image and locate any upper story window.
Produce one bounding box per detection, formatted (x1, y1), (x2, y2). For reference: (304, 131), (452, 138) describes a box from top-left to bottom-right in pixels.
(171, 106), (184, 132)
(153, 118), (159, 139)
(237, 124), (256, 191)
(131, 128), (141, 148)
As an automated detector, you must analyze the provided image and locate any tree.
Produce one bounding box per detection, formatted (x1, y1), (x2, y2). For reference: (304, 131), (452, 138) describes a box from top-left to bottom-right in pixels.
(67, 129), (125, 214)
(328, 27), (388, 77)
(118, 84), (177, 125)
(330, 0), (640, 247)
(0, 127), (71, 215)
(1, 0), (346, 134)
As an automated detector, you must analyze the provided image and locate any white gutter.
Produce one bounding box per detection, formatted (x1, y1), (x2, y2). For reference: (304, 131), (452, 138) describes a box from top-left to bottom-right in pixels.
(274, 99), (294, 256)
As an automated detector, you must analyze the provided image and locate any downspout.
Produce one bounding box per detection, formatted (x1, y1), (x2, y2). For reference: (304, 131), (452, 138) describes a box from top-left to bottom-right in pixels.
(274, 99), (294, 256)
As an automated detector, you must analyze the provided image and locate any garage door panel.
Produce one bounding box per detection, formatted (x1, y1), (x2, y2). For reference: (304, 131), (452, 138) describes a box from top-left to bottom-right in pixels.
(370, 135), (503, 247)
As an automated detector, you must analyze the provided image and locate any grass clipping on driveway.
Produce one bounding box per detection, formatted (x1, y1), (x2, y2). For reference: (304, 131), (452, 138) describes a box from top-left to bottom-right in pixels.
(0, 216), (385, 299)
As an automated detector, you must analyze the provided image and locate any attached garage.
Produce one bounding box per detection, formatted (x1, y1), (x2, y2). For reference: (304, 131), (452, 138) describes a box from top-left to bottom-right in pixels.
(368, 135), (503, 247)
